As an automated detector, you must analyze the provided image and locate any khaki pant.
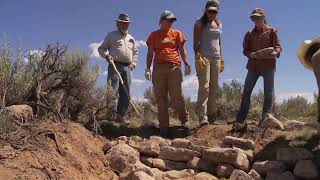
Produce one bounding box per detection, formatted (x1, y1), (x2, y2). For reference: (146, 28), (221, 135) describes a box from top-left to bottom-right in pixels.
(311, 49), (320, 120)
(196, 56), (221, 122)
(152, 63), (189, 128)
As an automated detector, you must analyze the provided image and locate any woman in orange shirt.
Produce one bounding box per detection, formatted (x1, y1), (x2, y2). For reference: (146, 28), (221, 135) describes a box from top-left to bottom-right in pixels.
(145, 10), (191, 137)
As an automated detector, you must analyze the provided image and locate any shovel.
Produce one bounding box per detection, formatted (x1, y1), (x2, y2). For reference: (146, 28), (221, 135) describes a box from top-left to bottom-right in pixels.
(110, 61), (143, 120)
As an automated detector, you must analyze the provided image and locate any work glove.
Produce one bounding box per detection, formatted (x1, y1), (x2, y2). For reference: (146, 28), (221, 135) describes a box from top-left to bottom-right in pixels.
(145, 69), (152, 81)
(196, 53), (206, 71)
(220, 59), (224, 73)
(185, 64), (191, 76)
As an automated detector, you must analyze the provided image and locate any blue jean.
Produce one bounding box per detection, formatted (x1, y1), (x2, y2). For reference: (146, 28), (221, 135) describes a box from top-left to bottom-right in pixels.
(236, 68), (275, 123)
(107, 62), (131, 117)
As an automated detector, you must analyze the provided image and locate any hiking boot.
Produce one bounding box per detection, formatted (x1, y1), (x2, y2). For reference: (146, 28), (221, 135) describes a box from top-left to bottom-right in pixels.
(160, 127), (169, 138)
(199, 119), (209, 127)
(232, 122), (247, 132)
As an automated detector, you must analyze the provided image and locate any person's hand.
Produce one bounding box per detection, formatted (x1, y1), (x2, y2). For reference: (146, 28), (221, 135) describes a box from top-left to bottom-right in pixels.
(185, 64), (191, 76)
(128, 64), (135, 70)
(145, 69), (152, 81)
(196, 53), (206, 70)
(105, 54), (114, 63)
(249, 52), (257, 59)
(271, 50), (279, 58)
(220, 58), (224, 73)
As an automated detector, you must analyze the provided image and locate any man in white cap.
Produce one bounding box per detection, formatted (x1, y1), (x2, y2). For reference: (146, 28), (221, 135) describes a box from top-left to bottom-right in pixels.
(98, 13), (138, 122)
(298, 37), (320, 123)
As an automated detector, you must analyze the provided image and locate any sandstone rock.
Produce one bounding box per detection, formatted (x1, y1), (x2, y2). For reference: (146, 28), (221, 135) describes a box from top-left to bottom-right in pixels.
(117, 136), (128, 141)
(284, 120), (306, 131)
(152, 158), (187, 171)
(294, 160), (319, 179)
(261, 114), (284, 130)
(189, 137), (210, 153)
(216, 164), (234, 178)
(5, 104), (33, 123)
(131, 171), (155, 180)
(0, 145), (18, 159)
(150, 136), (171, 147)
(202, 148), (249, 172)
(141, 156), (154, 167)
(171, 138), (191, 149)
(128, 140), (161, 157)
(276, 147), (314, 167)
(229, 169), (254, 180)
(181, 172), (219, 180)
(150, 168), (166, 179)
(277, 171), (295, 180)
(248, 169), (262, 180)
(165, 169), (195, 179)
(252, 161), (286, 176)
(221, 136), (255, 150)
(102, 141), (113, 153)
(234, 148), (254, 163)
(129, 136), (144, 142)
(187, 157), (215, 173)
(106, 143), (140, 173)
(159, 146), (201, 162)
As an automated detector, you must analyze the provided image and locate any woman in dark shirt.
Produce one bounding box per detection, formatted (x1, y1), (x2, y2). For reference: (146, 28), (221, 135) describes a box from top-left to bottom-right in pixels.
(234, 8), (282, 131)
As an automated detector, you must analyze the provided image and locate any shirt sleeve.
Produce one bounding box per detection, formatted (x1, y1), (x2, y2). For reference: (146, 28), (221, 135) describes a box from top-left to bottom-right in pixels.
(272, 29), (282, 57)
(243, 31), (252, 58)
(131, 38), (138, 66)
(146, 32), (155, 47)
(98, 33), (111, 58)
(176, 31), (187, 46)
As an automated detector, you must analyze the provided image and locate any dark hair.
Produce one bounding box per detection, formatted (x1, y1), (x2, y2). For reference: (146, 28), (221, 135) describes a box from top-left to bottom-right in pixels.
(200, 1), (220, 25)
(306, 43), (320, 62)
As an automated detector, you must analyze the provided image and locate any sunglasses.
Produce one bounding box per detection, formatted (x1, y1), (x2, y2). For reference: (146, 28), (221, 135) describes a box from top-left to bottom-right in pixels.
(162, 18), (175, 23)
(206, 10), (218, 14)
(251, 16), (265, 21)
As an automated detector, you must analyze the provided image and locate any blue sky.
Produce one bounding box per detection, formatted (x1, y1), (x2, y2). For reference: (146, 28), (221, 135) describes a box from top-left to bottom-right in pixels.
(1, 0), (319, 102)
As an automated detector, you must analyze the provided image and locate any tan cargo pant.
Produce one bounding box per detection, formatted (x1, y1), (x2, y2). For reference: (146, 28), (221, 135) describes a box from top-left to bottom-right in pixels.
(196, 56), (221, 122)
(152, 63), (189, 128)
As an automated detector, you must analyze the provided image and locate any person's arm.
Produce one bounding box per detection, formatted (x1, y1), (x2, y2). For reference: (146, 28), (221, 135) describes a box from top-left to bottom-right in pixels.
(193, 21), (202, 56)
(179, 44), (189, 66)
(129, 38), (138, 69)
(243, 31), (253, 59)
(98, 33), (112, 61)
(272, 29), (282, 58)
(146, 45), (154, 70)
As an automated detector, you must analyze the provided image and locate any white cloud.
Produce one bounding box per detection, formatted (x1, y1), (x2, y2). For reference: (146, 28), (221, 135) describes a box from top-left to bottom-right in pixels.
(132, 78), (146, 85)
(24, 49), (45, 62)
(89, 41), (103, 59)
(182, 75), (198, 90)
(101, 70), (108, 76)
(136, 40), (147, 49)
(276, 92), (315, 103)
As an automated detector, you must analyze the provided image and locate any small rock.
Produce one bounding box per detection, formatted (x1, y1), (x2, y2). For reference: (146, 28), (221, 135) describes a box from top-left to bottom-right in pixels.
(106, 143), (140, 173)
(150, 136), (171, 147)
(141, 156), (154, 167)
(276, 147), (314, 167)
(152, 158), (187, 171)
(0, 145), (18, 159)
(294, 160), (319, 179)
(102, 142), (113, 153)
(229, 169), (254, 180)
(202, 148), (250, 172)
(165, 169), (195, 179)
(171, 138), (191, 149)
(150, 168), (166, 179)
(252, 161), (286, 176)
(265, 172), (281, 180)
(248, 169), (262, 180)
(234, 147), (254, 163)
(131, 171), (154, 180)
(128, 140), (161, 158)
(216, 164), (234, 178)
(189, 138), (211, 153)
(277, 171), (295, 180)
(284, 120), (306, 131)
(261, 114), (284, 130)
(182, 172), (219, 180)
(221, 136), (255, 150)
(187, 157), (215, 173)
(117, 136), (128, 141)
(129, 136), (144, 142)
(159, 146), (201, 162)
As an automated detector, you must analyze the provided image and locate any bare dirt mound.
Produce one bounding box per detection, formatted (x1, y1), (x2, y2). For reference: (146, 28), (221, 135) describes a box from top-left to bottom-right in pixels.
(0, 122), (114, 180)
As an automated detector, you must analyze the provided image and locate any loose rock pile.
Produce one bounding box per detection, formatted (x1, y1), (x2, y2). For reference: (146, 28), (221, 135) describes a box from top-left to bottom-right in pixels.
(103, 134), (319, 180)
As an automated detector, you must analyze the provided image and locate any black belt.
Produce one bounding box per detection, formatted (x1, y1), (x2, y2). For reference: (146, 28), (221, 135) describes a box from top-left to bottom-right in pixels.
(114, 61), (131, 66)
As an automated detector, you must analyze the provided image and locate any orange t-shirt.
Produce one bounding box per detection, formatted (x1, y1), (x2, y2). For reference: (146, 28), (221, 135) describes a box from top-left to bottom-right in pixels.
(146, 28), (187, 65)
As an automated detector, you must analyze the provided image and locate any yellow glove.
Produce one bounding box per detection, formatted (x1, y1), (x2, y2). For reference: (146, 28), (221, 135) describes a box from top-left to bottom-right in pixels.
(196, 53), (206, 70)
(220, 59), (224, 73)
